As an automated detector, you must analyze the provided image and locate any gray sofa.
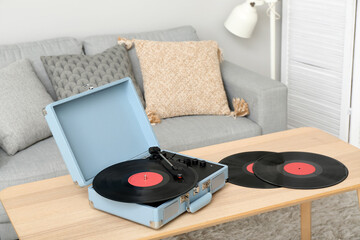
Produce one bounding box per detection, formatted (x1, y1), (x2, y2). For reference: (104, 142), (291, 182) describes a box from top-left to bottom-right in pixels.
(0, 26), (287, 239)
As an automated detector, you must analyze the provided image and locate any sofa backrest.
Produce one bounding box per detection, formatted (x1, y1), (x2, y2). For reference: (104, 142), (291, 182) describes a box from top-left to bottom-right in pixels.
(0, 26), (199, 98)
(83, 26), (199, 94)
(0, 38), (83, 100)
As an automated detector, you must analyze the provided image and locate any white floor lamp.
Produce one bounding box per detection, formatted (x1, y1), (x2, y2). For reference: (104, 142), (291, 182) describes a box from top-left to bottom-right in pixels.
(225, 0), (280, 80)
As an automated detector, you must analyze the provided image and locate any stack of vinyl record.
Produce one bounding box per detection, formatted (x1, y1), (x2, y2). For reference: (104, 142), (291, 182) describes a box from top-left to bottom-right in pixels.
(219, 151), (348, 189)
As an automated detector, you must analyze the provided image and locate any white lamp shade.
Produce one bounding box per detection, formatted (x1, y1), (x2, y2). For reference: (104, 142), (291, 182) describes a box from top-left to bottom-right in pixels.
(224, 2), (258, 38)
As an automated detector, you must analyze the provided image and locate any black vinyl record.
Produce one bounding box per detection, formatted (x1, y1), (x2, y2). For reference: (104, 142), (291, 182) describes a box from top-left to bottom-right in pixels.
(93, 159), (198, 204)
(219, 151), (280, 189)
(253, 152), (349, 189)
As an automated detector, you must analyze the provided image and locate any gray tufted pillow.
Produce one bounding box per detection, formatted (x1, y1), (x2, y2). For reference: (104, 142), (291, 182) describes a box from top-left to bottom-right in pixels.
(41, 44), (144, 105)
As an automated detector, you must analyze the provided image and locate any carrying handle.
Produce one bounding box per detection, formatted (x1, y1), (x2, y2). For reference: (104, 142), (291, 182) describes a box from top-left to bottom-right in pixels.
(187, 192), (212, 213)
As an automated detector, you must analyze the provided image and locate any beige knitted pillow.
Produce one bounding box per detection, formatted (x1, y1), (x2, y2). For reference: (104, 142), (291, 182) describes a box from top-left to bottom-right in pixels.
(120, 39), (231, 121)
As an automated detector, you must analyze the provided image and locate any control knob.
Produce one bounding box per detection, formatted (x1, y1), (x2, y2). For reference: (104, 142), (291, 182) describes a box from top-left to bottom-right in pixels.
(192, 159), (199, 165)
(185, 159), (192, 166)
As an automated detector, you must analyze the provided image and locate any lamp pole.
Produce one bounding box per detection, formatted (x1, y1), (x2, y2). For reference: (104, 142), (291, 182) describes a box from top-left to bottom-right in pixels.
(267, 0), (279, 80)
(270, 5), (276, 80)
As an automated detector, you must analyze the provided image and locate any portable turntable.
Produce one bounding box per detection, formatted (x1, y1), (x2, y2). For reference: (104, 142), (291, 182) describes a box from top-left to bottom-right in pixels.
(44, 78), (228, 229)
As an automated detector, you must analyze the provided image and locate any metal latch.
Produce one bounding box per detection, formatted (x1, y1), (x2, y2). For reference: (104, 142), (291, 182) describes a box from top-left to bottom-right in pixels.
(193, 186), (200, 196)
(202, 180), (211, 190)
(180, 193), (189, 203)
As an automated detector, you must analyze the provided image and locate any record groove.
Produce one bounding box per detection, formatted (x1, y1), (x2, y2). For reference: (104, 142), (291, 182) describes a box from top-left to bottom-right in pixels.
(253, 152), (348, 189)
(220, 151), (280, 189)
(93, 159), (198, 203)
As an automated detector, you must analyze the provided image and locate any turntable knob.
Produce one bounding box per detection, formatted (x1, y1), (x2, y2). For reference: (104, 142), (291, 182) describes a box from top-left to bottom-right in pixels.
(192, 159), (199, 165)
(199, 160), (206, 167)
(185, 159), (192, 166)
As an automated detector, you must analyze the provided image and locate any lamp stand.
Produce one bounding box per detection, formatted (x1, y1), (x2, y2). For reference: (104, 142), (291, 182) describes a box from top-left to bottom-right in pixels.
(266, 0), (279, 80)
(270, 5), (276, 80)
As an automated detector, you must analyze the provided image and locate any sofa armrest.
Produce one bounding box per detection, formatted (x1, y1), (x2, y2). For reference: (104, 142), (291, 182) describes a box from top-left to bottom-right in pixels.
(221, 60), (287, 134)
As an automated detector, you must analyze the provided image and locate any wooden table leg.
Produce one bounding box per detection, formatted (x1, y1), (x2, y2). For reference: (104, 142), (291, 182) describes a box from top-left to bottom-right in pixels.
(301, 201), (312, 240)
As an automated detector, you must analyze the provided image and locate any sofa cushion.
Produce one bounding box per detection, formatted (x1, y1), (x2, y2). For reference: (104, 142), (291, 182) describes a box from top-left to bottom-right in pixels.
(0, 137), (67, 223)
(0, 222), (16, 240)
(0, 59), (53, 155)
(83, 26), (199, 94)
(153, 115), (262, 152)
(131, 39), (230, 120)
(0, 37), (83, 100)
(41, 44), (144, 105)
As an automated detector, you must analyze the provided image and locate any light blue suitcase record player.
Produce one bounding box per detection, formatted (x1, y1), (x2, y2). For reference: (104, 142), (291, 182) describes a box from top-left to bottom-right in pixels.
(44, 77), (228, 229)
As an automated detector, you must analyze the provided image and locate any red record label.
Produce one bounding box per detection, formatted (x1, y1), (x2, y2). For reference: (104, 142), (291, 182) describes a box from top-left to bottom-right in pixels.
(128, 172), (163, 187)
(246, 163), (254, 174)
(283, 162), (316, 175)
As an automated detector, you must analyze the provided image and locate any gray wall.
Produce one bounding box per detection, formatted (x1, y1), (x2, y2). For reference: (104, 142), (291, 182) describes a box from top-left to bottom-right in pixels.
(0, 0), (282, 80)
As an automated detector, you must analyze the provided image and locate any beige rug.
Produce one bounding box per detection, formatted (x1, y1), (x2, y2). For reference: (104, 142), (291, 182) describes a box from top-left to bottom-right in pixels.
(165, 191), (360, 240)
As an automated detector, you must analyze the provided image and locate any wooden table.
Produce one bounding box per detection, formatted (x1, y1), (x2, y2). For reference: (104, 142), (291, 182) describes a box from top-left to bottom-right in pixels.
(1, 128), (360, 240)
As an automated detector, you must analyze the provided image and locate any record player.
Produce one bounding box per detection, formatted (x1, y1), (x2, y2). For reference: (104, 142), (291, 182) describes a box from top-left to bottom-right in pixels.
(44, 78), (228, 229)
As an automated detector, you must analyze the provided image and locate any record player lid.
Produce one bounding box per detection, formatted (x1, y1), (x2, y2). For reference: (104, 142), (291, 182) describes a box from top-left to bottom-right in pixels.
(45, 78), (159, 187)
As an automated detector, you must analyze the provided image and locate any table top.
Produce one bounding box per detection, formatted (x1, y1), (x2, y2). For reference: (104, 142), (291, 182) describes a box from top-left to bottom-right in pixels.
(1, 127), (360, 240)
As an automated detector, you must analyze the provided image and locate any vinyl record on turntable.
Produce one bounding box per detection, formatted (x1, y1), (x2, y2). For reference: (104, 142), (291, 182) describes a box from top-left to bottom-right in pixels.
(253, 152), (349, 189)
(93, 159), (198, 204)
(219, 151), (280, 189)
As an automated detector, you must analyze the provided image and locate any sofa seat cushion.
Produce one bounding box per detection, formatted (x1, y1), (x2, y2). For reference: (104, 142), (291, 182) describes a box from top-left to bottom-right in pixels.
(83, 26), (199, 95)
(0, 137), (67, 223)
(153, 115), (261, 152)
(0, 222), (16, 240)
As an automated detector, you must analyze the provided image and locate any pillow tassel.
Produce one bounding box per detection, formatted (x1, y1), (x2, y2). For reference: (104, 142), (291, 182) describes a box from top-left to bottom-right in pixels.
(218, 48), (224, 63)
(117, 37), (134, 50)
(230, 98), (249, 118)
(146, 110), (161, 125)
